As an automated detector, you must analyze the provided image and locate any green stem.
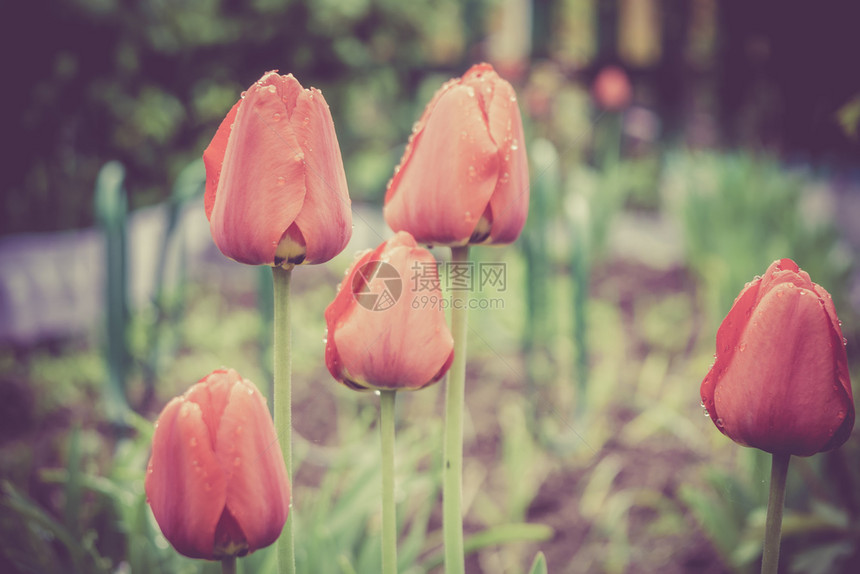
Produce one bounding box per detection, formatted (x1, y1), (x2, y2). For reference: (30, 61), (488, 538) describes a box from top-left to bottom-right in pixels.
(273, 266), (295, 574)
(221, 556), (237, 574)
(761, 452), (790, 574)
(443, 245), (470, 574)
(380, 390), (398, 574)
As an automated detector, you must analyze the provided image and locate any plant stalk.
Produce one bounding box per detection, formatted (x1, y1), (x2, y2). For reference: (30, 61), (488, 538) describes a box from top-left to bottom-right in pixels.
(761, 452), (790, 574)
(221, 556), (237, 574)
(273, 266), (295, 574)
(380, 390), (398, 574)
(443, 245), (470, 574)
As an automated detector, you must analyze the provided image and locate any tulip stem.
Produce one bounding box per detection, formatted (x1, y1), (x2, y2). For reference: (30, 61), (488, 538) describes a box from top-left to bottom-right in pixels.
(221, 556), (237, 574)
(761, 452), (790, 574)
(443, 245), (469, 574)
(272, 266), (295, 574)
(380, 390), (398, 574)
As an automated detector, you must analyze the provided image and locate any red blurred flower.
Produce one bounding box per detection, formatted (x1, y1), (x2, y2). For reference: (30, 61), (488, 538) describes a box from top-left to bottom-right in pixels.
(701, 259), (854, 456)
(325, 231), (454, 391)
(203, 71), (352, 267)
(591, 65), (632, 111)
(384, 63), (529, 247)
(145, 369), (290, 559)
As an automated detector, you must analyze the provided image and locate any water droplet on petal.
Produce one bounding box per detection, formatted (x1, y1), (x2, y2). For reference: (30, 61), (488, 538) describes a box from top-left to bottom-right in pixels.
(277, 176), (287, 186)
(189, 437), (198, 447)
(715, 418), (725, 428)
(468, 166), (476, 178)
(240, 90), (247, 99)
(272, 112), (282, 122)
(738, 343), (746, 352)
(500, 172), (510, 183)
(266, 85), (277, 94)
(510, 139), (519, 151)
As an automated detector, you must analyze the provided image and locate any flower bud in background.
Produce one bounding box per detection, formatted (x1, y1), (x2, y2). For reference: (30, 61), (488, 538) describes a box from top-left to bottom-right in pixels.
(145, 369), (290, 559)
(325, 231), (454, 391)
(700, 258), (854, 456)
(591, 65), (632, 111)
(384, 63), (529, 247)
(204, 70), (352, 267)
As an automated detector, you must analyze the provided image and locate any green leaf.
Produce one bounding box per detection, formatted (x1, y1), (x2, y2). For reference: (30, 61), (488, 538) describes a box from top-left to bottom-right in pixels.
(528, 551), (548, 574)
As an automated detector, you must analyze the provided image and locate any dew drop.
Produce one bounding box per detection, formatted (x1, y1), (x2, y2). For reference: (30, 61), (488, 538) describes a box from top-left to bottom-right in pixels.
(715, 418), (725, 428)
(837, 410), (846, 420)
(466, 86), (475, 97)
(843, 337), (848, 347)
(738, 343), (747, 352)
(500, 172), (510, 183)
(510, 94), (517, 102)
(510, 139), (519, 151)
(240, 90), (247, 99)
(468, 165), (476, 178)
(189, 437), (198, 447)
(272, 112), (282, 122)
(266, 85), (277, 94)
(277, 176), (287, 186)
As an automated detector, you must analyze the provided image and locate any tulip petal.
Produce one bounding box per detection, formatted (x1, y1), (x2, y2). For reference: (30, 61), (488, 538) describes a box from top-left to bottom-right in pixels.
(290, 88), (353, 264)
(701, 278), (760, 422)
(331, 233), (454, 390)
(384, 84), (499, 245)
(484, 79), (529, 244)
(216, 379), (290, 552)
(714, 283), (850, 455)
(208, 77), (307, 265)
(146, 397), (227, 559)
(184, 369), (235, 446)
(325, 248), (377, 388)
(203, 100), (241, 220)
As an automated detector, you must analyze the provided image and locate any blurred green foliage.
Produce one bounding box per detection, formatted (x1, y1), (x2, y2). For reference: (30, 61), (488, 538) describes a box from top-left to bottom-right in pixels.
(4, 0), (483, 235)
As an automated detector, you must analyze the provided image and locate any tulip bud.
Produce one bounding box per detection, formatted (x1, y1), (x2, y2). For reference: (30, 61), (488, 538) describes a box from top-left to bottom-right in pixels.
(384, 63), (529, 247)
(700, 259), (854, 456)
(204, 71), (352, 267)
(145, 369), (290, 559)
(325, 231), (454, 391)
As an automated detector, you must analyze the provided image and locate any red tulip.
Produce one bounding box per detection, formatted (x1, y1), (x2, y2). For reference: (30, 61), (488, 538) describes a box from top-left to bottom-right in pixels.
(325, 231), (454, 391)
(384, 63), (529, 247)
(145, 369), (290, 559)
(591, 65), (632, 111)
(203, 71), (352, 267)
(700, 259), (854, 456)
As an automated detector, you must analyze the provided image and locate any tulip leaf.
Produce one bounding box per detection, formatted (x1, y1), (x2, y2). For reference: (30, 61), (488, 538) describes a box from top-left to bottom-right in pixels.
(528, 551), (548, 574)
